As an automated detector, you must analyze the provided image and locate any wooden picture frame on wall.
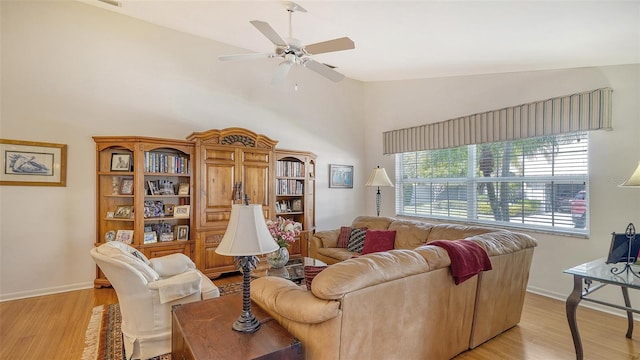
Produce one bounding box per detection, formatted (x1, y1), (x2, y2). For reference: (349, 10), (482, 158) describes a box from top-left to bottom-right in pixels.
(0, 139), (67, 186)
(329, 164), (353, 188)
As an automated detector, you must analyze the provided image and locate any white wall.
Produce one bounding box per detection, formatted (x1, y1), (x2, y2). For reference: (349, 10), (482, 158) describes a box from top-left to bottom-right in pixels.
(363, 65), (640, 308)
(0, 1), (366, 300)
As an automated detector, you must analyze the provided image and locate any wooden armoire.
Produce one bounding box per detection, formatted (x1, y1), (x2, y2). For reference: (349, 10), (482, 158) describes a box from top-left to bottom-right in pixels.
(186, 128), (279, 278)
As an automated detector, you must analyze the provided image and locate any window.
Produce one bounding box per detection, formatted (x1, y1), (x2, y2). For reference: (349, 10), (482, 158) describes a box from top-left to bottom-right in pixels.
(396, 132), (588, 235)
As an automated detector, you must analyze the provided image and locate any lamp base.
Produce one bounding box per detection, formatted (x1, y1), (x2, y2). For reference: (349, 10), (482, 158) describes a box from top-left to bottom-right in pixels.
(232, 255), (262, 333)
(232, 310), (261, 333)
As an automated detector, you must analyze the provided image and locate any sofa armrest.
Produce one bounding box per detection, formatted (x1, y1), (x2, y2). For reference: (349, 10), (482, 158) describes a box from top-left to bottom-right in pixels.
(309, 229), (340, 258)
(150, 253), (196, 278)
(251, 276), (340, 324)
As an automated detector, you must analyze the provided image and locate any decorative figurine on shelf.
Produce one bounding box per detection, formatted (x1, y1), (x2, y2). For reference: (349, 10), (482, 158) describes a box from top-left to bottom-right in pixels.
(112, 177), (120, 195)
(265, 217), (301, 268)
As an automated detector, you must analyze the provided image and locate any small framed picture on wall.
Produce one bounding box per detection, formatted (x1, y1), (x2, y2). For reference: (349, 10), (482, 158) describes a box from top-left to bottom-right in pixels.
(329, 164), (353, 188)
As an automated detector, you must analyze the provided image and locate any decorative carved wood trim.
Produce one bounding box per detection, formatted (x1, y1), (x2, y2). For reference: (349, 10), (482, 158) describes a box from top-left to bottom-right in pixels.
(186, 127), (278, 150)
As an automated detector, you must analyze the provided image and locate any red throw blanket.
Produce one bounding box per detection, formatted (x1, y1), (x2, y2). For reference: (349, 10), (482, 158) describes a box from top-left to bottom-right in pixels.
(429, 240), (492, 285)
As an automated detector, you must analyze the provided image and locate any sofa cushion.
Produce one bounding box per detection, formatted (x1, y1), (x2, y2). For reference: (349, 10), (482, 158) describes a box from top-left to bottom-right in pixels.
(361, 230), (396, 255)
(304, 265), (328, 290)
(347, 227), (367, 253)
(351, 216), (394, 230)
(389, 220), (434, 249)
(427, 224), (493, 241)
(337, 226), (352, 248)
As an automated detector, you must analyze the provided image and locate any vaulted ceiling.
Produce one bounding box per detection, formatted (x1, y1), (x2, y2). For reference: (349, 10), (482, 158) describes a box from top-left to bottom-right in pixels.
(83, 0), (640, 82)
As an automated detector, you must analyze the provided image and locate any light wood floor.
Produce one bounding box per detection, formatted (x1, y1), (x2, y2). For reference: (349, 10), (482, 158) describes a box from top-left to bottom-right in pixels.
(0, 279), (638, 359)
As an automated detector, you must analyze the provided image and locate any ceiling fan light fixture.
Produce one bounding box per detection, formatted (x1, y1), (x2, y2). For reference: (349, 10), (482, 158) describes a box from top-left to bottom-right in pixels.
(218, 1), (354, 84)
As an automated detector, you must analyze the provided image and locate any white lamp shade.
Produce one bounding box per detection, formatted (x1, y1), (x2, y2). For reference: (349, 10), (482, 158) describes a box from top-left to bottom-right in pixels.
(215, 204), (279, 256)
(620, 161), (640, 187)
(366, 167), (394, 187)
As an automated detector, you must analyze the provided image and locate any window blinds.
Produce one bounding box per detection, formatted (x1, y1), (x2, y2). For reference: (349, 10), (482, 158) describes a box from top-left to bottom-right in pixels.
(382, 88), (612, 155)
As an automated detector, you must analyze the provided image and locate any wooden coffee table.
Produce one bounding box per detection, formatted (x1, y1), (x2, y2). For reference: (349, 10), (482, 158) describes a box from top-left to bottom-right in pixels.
(172, 294), (302, 360)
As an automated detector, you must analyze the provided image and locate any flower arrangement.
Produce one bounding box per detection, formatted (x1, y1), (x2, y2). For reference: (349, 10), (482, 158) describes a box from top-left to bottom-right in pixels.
(266, 217), (302, 248)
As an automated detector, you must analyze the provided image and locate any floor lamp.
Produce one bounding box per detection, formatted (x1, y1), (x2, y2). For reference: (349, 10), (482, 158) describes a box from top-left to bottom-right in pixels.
(611, 161), (640, 277)
(366, 166), (394, 216)
(215, 203), (279, 333)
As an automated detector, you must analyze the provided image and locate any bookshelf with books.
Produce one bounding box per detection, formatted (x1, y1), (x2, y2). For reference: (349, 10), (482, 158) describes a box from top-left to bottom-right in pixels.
(93, 136), (195, 288)
(275, 149), (317, 257)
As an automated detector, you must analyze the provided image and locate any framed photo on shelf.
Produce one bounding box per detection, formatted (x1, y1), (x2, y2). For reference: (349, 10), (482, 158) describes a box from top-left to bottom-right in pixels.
(173, 205), (190, 218)
(119, 178), (134, 195)
(113, 205), (134, 219)
(606, 232), (640, 264)
(143, 231), (158, 244)
(329, 164), (353, 188)
(0, 139), (67, 187)
(164, 204), (175, 216)
(175, 225), (189, 240)
(147, 180), (158, 195)
(115, 229), (134, 244)
(292, 199), (302, 212)
(178, 183), (190, 195)
(159, 233), (174, 242)
(111, 153), (132, 172)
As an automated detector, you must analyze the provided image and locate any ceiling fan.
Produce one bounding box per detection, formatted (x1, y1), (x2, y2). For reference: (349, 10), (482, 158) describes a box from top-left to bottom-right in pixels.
(218, 1), (355, 84)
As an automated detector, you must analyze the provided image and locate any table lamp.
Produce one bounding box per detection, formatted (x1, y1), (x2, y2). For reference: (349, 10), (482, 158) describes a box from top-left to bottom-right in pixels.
(365, 166), (394, 216)
(215, 203), (279, 333)
(620, 161), (640, 187)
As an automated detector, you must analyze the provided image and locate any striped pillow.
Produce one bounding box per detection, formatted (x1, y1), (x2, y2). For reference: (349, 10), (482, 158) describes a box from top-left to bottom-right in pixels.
(347, 227), (367, 253)
(304, 265), (328, 290)
(337, 226), (352, 248)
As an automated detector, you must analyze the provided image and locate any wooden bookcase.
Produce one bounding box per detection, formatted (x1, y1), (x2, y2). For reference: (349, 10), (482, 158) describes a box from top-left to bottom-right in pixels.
(275, 149), (317, 257)
(92, 130), (317, 283)
(93, 136), (195, 288)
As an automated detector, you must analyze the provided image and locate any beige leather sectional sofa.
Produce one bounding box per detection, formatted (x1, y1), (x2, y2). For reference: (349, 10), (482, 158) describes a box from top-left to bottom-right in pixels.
(251, 216), (537, 360)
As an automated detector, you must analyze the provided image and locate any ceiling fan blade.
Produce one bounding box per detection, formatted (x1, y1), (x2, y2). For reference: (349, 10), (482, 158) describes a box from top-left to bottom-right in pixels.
(271, 60), (294, 85)
(218, 53), (274, 61)
(303, 59), (345, 82)
(250, 20), (288, 47)
(304, 37), (355, 55)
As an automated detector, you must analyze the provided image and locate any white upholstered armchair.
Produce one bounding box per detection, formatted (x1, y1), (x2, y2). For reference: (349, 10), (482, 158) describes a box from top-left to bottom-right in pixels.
(90, 242), (219, 360)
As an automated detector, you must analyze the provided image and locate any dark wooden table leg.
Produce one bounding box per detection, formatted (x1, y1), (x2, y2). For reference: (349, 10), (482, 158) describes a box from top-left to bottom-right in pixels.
(566, 275), (584, 360)
(622, 286), (634, 339)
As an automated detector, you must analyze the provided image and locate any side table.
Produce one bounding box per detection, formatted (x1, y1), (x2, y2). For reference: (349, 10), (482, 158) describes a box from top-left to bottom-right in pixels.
(172, 294), (302, 360)
(564, 258), (640, 360)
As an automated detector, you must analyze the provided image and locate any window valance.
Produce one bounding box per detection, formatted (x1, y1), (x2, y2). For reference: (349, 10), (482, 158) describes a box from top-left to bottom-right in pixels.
(382, 87), (612, 155)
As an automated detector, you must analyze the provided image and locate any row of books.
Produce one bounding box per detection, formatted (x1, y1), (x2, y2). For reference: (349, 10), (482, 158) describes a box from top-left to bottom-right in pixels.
(144, 151), (190, 174)
(276, 179), (304, 195)
(276, 160), (305, 178)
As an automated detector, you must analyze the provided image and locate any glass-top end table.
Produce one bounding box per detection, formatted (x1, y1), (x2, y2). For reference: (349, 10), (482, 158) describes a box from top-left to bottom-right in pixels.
(251, 257), (327, 284)
(564, 258), (640, 360)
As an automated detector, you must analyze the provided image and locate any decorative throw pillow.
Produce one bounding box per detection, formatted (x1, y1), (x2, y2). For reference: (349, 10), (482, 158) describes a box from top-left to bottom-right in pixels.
(337, 226), (352, 248)
(130, 249), (152, 266)
(304, 265), (328, 290)
(347, 227), (367, 253)
(361, 230), (397, 255)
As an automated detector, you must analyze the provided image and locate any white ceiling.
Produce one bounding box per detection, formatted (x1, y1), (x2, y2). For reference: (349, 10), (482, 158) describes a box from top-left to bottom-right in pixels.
(83, 0), (640, 82)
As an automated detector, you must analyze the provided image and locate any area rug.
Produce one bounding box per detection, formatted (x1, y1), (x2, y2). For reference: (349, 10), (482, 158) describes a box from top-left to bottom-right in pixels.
(83, 282), (243, 360)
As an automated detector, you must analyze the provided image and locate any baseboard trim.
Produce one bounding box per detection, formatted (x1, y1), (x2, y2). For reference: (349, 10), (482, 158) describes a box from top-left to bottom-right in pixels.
(0, 282), (94, 302)
(526, 285), (632, 320)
